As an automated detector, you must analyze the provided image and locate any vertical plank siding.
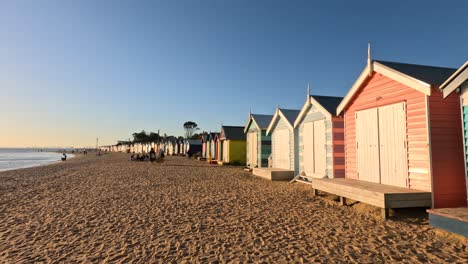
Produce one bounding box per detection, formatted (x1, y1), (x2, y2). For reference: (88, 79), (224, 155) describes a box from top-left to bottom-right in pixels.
(246, 120), (271, 168)
(271, 117), (297, 172)
(297, 105), (333, 176)
(429, 90), (466, 208)
(296, 104), (345, 178)
(344, 73), (430, 191)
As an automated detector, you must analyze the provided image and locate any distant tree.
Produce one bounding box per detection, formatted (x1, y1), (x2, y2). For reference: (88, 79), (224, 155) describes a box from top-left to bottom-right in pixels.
(148, 132), (160, 142)
(183, 121), (199, 138)
(177, 136), (184, 140)
(132, 130), (148, 143)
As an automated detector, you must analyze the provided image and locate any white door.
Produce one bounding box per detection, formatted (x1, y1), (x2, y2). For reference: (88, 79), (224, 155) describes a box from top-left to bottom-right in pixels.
(274, 129), (290, 169)
(356, 108), (380, 183)
(251, 133), (258, 167)
(248, 132), (258, 167)
(314, 120), (327, 176)
(223, 141), (229, 163)
(303, 122), (315, 175)
(378, 102), (408, 187)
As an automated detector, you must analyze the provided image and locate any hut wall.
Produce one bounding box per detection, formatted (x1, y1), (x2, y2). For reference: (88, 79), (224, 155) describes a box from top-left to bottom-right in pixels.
(246, 120), (271, 168)
(429, 89), (466, 208)
(331, 116), (345, 178)
(270, 116), (298, 173)
(227, 140), (246, 165)
(297, 105), (334, 177)
(343, 72), (430, 191)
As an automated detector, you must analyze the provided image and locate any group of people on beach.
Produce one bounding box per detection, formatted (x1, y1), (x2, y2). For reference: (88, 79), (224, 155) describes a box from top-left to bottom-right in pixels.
(130, 147), (165, 163)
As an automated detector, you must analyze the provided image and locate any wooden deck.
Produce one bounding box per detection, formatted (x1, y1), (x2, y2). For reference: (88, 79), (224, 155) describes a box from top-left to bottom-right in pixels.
(427, 207), (468, 237)
(253, 168), (295, 181)
(311, 178), (432, 219)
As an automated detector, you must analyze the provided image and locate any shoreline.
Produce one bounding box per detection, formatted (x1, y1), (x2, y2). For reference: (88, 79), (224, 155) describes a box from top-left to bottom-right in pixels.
(0, 152), (76, 172)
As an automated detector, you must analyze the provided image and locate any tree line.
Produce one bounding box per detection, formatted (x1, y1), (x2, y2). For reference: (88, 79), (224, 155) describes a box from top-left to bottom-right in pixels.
(116, 121), (205, 145)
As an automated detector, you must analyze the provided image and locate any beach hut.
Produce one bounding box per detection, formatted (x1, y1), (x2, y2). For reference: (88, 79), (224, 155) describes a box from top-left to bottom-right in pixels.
(211, 133), (218, 160)
(168, 141), (174, 155)
(244, 113), (273, 168)
(293, 90), (345, 181)
(206, 132), (219, 161)
(217, 126), (246, 165)
(206, 134), (212, 159)
(253, 108), (300, 180)
(214, 133), (222, 161)
(201, 134), (208, 158)
(174, 141), (179, 155)
(185, 139), (202, 157)
(320, 51), (463, 218)
(165, 141), (170, 155)
(427, 61), (468, 236)
(179, 141), (185, 155)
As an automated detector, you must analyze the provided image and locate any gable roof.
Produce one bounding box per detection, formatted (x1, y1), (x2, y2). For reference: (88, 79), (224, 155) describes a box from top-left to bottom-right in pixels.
(313, 95), (344, 114)
(252, 114), (273, 129)
(281, 109), (301, 125)
(221, 126), (246, 140)
(294, 95), (344, 127)
(375, 60), (457, 87)
(266, 108), (300, 135)
(440, 61), (468, 98)
(337, 60), (457, 115)
(244, 113), (273, 133)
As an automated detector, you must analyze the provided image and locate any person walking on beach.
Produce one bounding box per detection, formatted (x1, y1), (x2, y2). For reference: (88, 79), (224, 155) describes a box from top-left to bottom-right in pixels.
(149, 148), (156, 162)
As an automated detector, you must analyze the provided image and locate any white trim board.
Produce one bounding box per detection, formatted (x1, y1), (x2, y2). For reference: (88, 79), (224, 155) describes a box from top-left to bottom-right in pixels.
(441, 64), (468, 98)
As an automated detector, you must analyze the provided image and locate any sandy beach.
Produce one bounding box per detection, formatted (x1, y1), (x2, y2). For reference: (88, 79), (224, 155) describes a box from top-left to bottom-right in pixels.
(0, 153), (466, 263)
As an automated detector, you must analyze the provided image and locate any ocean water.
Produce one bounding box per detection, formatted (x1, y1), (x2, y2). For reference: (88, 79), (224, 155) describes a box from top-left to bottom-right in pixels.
(0, 148), (74, 172)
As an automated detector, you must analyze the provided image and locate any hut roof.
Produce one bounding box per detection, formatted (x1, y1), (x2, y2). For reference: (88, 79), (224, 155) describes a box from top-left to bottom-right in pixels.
(221, 126), (246, 140)
(252, 114), (273, 129)
(312, 95), (344, 114)
(294, 95), (344, 127)
(375, 60), (456, 86)
(266, 108), (300, 134)
(280, 109), (301, 126)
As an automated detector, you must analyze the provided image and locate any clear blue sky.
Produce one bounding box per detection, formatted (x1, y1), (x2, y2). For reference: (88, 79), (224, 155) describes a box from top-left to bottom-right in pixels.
(1, 0), (466, 147)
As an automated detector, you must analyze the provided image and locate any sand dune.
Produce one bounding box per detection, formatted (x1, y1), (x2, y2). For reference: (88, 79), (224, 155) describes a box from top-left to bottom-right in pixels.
(0, 153), (466, 263)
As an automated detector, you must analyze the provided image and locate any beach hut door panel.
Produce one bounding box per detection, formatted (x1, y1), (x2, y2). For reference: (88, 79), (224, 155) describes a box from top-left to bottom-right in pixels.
(378, 102), (408, 187)
(303, 121), (326, 176)
(274, 129), (290, 169)
(356, 102), (408, 187)
(249, 132), (258, 167)
(303, 122), (314, 175)
(314, 120), (326, 176)
(356, 108), (380, 183)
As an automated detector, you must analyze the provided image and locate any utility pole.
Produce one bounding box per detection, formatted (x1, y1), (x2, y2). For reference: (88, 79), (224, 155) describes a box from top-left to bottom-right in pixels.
(96, 137), (99, 151)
